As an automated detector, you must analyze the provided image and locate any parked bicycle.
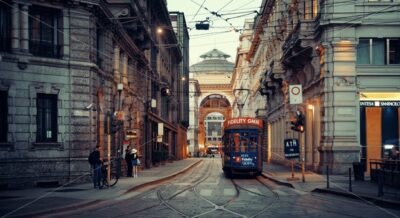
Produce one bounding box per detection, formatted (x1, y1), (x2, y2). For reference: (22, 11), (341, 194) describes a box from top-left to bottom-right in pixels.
(101, 160), (119, 187)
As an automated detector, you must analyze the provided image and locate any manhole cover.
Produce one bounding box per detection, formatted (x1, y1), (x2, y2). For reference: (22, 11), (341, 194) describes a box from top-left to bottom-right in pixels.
(53, 188), (87, 192)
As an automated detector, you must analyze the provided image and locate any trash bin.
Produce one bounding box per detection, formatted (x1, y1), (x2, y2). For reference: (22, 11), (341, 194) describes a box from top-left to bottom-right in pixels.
(353, 162), (365, 181)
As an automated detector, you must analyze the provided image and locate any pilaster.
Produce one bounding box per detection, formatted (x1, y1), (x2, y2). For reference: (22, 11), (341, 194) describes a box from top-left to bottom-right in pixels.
(19, 4), (29, 52)
(11, 2), (20, 52)
(320, 40), (359, 173)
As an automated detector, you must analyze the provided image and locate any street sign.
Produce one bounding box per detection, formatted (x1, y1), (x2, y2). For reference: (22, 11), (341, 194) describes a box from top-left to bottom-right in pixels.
(289, 85), (302, 104)
(126, 129), (138, 139)
(284, 139), (300, 159)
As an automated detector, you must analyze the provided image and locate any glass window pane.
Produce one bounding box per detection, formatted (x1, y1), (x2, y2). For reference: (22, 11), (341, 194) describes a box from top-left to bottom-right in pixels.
(357, 39), (370, 64)
(372, 38), (386, 65)
(389, 39), (400, 64)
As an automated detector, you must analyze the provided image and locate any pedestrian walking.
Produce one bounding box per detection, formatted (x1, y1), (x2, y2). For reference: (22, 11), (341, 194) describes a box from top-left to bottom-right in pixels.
(88, 145), (103, 189)
(131, 148), (139, 178)
(125, 145), (133, 177)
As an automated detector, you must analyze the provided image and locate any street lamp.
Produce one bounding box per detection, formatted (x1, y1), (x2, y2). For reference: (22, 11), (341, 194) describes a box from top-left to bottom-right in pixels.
(233, 88), (250, 117)
(117, 83), (123, 177)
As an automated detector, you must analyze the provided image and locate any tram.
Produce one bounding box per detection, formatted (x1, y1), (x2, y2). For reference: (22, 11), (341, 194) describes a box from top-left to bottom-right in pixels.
(221, 117), (263, 176)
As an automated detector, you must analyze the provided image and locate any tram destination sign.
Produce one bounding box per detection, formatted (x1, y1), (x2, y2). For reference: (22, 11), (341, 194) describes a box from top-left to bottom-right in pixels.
(284, 139), (300, 159)
(224, 117), (263, 129)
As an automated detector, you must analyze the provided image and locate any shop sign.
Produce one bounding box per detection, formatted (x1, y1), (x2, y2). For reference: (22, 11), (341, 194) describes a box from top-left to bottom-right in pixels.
(360, 101), (400, 107)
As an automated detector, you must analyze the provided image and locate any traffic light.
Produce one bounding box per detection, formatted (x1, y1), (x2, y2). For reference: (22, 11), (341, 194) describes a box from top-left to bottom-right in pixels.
(111, 114), (120, 134)
(290, 110), (305, 132)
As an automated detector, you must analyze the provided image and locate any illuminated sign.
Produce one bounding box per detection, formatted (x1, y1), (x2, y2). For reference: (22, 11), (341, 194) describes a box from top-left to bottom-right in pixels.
(360, 101), (400, 107)
(224, 117), (263, 129)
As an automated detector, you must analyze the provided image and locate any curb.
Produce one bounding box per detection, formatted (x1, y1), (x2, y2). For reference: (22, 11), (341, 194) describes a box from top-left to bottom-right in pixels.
(7, 159), (203, 218)
(9, 200), (102, 218)
(123, 159), (203, 194)
(312, 188), (400, 210)
(261, 172), (295, 189)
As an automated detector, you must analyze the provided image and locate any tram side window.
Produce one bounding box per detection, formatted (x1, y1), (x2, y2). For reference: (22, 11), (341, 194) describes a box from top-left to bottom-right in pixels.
(249, 135), (257, 152)
(233, 133), (240, 152)
(241, 133), (249, 152)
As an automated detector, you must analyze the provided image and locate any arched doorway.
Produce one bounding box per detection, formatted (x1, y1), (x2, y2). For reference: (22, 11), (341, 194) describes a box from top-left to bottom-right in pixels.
(198, 94), (231, 155)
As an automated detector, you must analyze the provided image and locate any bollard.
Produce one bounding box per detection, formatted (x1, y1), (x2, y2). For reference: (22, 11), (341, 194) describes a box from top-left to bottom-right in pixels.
(378, 170), (384, 197)
(326, 165), (330, 189)
(349, 168), (352, 192)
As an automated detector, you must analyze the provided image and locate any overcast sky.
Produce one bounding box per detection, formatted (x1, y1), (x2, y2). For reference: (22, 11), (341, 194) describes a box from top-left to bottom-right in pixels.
(166, 0), (262, 66)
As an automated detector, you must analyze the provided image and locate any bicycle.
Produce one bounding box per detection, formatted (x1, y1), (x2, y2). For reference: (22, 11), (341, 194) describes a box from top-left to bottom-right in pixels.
(101, 160), (119, 187)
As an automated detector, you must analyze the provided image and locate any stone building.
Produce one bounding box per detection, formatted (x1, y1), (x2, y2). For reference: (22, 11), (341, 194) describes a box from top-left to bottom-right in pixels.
(170, 11), (190, 159)
(246, 0), (400, 173)
(0, 0), (183, 188)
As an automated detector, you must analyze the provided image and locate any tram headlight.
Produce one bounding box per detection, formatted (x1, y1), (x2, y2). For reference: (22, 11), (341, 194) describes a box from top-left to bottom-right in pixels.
(234, 156), (242, 163)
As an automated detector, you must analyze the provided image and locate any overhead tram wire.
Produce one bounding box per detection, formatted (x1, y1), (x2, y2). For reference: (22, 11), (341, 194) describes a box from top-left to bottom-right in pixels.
(216, 0), (234, 13)
(190, 0), (207, 22)
(189, 0), (242, 32)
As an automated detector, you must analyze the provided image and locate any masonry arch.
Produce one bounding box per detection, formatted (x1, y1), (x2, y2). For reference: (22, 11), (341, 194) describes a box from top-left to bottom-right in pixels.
(198, 94), (232, 151)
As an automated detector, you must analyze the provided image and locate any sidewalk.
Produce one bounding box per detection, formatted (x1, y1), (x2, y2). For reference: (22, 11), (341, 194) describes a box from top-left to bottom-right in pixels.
(0, 158), (202, 218)
(262, 162), (400, 210)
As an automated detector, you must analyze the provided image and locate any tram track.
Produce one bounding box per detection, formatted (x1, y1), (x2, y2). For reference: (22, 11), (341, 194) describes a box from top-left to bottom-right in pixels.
(155, 159), (280, 218)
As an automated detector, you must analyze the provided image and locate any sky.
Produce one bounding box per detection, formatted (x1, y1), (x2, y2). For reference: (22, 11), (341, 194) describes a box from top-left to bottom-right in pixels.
(166, 0), (263, 66)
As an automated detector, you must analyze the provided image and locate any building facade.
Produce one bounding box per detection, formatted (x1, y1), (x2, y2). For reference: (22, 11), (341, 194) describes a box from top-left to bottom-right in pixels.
(246, 0), (400, 173)
(0, 0), (183, 188)
(170, 11), (190, 159)
(189, 49), (234, 155)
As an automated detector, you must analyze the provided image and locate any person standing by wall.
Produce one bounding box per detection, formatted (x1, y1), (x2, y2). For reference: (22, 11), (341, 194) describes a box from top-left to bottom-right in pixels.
(88, 146), (102, 189)
(125, 145), (133, 177)
(131, 148), (139, 178)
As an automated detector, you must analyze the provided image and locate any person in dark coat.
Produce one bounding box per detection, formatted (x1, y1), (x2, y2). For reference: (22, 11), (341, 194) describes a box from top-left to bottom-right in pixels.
(125, 145), (133, 177)
(88, 146), (102, 189)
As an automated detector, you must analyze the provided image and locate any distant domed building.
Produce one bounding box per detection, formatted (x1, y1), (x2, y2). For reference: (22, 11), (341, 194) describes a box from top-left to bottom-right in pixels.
(190, 49), (235, 74)
(188, 49), (235, 156)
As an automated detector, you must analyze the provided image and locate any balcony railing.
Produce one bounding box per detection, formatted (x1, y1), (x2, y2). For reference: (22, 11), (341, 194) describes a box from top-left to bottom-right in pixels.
(30, 40), (61, 58)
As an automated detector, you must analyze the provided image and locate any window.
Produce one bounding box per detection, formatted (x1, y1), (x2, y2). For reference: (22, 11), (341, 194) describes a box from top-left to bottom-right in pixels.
(36, 94), (58, 142)
(304, 0), (318, 19)
(389, 39), (400, 64)
(0, 1), (11, 52)
(29, 6), (62, 58)
(0, 91), (7, 142)
(357, 38), (400, 65)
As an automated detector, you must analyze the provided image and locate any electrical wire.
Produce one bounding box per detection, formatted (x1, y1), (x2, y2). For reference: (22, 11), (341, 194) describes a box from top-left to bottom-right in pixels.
(190, 0), (207, 21)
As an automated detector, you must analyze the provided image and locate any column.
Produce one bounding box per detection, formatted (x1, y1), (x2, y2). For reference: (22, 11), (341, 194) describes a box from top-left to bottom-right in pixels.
(11, 2), (20, 52)
(19, 4), (29, 52)
(62, 9), (70, 59)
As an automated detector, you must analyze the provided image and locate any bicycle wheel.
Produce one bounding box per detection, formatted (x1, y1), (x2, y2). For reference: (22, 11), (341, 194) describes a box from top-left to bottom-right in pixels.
(105, 160), (119, 187)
